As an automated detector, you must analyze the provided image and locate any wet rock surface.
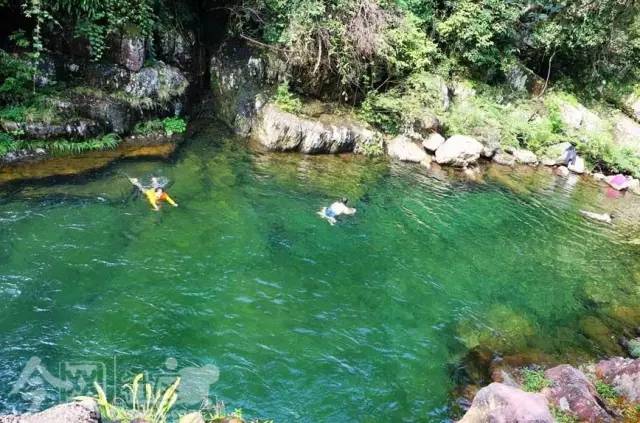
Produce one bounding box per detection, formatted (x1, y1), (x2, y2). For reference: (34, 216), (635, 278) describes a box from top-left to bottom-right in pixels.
(435, 135), (484, 167)
(596, 358), (640, 402)
(544, 365), (613, 422)
(387, 135), (428, 163)
(459, 383), (553, 423)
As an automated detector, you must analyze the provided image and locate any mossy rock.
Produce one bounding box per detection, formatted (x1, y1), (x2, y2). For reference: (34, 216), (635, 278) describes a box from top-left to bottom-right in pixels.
(457, 304), (535, 353)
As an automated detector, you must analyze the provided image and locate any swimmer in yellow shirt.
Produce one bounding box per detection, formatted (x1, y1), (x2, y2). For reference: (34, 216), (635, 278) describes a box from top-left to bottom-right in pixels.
(130, 178), (179, 211)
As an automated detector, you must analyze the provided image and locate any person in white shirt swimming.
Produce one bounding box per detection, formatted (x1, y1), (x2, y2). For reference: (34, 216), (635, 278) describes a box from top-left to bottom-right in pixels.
(318, 198), (356, 225)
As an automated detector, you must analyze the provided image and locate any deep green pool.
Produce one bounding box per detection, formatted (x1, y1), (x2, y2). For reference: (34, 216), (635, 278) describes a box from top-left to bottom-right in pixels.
(1, 123), (640, 422)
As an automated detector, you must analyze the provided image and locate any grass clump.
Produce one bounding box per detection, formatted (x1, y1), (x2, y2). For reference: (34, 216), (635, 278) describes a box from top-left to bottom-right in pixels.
(0, 133), (120, 157)
(83, 373), (180, 423)
(201, 401), (273, 423)
(521, 369), (551, 392)
(595, 380), (619, 401)
(274, 81), (302, 114)
(551, 407), (579, 423)
(134, 117), (187, 137)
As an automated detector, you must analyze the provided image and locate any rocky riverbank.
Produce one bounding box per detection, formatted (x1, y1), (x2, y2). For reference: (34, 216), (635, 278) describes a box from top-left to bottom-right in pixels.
(459, 356), (640, 422)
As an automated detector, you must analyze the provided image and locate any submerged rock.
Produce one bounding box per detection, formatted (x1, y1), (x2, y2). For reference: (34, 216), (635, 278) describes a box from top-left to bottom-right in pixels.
(435, 135), (483, 167)
(459, 383), (553, 423)
(543, 365), (613, 422)
(596, 357), (640, 402)
(254, 103), (379, 154)
(387, 135), (428, 163)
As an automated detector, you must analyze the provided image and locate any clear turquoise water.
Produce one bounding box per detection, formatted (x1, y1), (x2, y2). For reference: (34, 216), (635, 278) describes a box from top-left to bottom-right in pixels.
(1, 123), (640, 422)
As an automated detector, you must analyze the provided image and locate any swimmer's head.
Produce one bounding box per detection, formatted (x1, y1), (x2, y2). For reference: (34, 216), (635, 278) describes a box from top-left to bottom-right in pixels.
(155, 187), (163, 194)
(340, 197), (348, 204)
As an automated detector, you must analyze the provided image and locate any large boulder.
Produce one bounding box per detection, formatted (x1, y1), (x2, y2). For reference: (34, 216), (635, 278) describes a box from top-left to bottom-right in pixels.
(568, 156), (586, 174)
(159, 30), (195, 70)
(124, 63), (188, 102)
(387, 135), (428, 163)
(493, 151), (516, 167)
(254, 103), (379, 154)
(403, 111), (440, 142)
(435, 135), (484, 167)
(541, 142), (572, 166)
(422, 132), (445, 152)
(543, 365), (613, 422)
(612, 113), (640, 155)
(511, 148), (538, 165)
(0, 398), (99, 423)
(119, 36), (145, 72)
(76, 96), (136, 134)
(459, 383), (553, 423)
(210, 41), (277, 136)
(596, 357), (640, 401)
(503, 62), (545, 95)
(622, 92), (640, 123)
(558, 101), (605, 133)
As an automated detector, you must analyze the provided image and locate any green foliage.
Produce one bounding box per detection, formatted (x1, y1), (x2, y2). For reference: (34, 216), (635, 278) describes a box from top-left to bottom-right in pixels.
(0, 105), (28, 122)
(628, 339), (640, 358)
(437, 0), (520, 77)
(521, 369), (551, 392)
(49, 0), (156, 61)
(357, 135), (384, 157)
(551, 407), (579, 423)
(596, 380), (619, 401)
(359, 72), (445, 134)
(0, 50), (35, 105)
(201, 401), (274, 423)
(274, 82), (302, 114)
(134, 119), (164, 136)
(84, 373), (180, 423)
(0, 134), (120, 157)
(162, 117), (186, 136)
(133, 116), (185, 137)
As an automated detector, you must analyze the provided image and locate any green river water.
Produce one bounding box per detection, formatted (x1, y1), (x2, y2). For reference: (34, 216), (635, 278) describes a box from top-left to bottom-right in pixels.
(1, 123), (640, 422)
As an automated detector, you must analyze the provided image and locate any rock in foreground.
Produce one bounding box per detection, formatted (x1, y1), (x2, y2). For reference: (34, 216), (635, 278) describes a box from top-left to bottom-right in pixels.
(254, 103), (379, 154)
(0, 399), (99, 423)
(544, 364), (612, 422)
(459, 382), (553, 423)
(596, 357), (640, 402)
(435, 135), (484, 167)
(387, 135), (428, 163)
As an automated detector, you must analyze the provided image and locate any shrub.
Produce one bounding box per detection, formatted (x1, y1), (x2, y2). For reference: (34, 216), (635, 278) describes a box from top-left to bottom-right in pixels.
(0, 50), (35, 105)
(274, 82), (303, 114)
(134, 119), (164, 135)
(521, 369), (551, 392)
(162, 117), (187, 136)
(551, 407), (579, 423)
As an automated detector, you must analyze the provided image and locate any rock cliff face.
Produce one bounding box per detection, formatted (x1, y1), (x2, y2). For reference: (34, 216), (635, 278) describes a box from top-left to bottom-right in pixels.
(209, 41), (275, 136)
(254, 103), (380, 154)
(0, 399), (99, 423)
